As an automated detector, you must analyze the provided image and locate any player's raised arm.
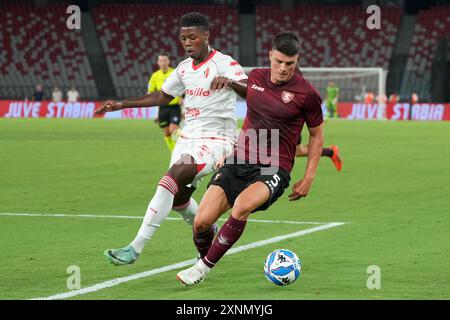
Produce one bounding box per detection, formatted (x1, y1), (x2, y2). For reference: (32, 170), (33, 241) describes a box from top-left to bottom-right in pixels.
(95, 91), (174, 115)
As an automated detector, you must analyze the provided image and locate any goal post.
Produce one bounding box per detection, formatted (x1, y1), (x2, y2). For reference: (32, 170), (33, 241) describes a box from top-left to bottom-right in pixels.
(243, 67), (388, 120)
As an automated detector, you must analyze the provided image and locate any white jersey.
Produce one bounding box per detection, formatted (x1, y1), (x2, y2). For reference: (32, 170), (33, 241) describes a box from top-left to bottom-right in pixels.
(162, 49), (247, 141)
(67, 90), (80, 102)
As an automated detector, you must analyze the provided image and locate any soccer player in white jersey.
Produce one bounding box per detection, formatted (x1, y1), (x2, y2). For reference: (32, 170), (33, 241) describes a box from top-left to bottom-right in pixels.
(95, 12), (247, 265)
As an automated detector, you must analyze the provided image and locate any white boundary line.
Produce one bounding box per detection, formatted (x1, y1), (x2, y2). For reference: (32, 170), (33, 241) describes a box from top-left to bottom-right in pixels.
(0, 212), (326, 225)
(31, 222), (345, 300)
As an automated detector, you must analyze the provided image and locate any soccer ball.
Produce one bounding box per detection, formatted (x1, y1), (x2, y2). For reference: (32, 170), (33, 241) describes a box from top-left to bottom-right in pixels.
(264, 249), (302, 286)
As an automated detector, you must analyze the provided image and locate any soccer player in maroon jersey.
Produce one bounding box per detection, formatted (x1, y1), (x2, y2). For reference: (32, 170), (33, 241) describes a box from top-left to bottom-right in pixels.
(176, 32), (325, 286)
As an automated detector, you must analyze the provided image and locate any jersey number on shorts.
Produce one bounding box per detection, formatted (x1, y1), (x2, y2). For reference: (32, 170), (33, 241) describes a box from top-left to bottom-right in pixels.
(267, 174), (281, 188)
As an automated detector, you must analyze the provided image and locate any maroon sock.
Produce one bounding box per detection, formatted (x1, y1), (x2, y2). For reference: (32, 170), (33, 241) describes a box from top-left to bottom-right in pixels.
(193, 227), (215, 259)
(202, 215), (247, 268)
(321, 147), (334, 157)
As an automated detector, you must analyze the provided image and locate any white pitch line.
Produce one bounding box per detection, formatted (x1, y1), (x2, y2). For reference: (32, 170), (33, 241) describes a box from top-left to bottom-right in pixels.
(246, 218), (323, 225)
(0, 212), (326, 225)
(31, 222), (345, 300)
(0, 212), (144, 220)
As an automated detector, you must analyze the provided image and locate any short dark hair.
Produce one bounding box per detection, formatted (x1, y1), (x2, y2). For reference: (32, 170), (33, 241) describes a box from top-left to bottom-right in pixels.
(180, 12), (209, 30)
(158, 53), (169, 59)
(271, 32), (301, 56)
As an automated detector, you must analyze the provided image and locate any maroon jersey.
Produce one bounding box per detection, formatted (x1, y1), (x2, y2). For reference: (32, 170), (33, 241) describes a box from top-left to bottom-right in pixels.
(235, 68), (323, 173)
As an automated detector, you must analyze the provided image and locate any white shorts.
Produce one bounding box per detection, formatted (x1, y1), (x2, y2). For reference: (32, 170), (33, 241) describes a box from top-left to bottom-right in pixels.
(169, 136), (234, 189)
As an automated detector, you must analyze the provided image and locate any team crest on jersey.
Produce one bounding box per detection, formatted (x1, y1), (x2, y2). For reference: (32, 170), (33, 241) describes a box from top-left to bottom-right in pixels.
(204, 67), (210, 78)
(281, 91), (294, 103)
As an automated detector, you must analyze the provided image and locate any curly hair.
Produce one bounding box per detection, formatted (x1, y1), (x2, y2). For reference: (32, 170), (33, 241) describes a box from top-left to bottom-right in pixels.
(180, 12), (209, 30)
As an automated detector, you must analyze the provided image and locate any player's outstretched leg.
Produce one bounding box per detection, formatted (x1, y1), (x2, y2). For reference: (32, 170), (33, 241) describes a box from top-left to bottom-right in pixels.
(104, 155), (198, 266)
(172, 185), (198, 225)
(103, 174), (180, 266)
(172, 186), (220, 251)
(329, 145), (342, 171)
(296, 144), (342, 172)
(295, 144), (309, 157)
(193, 185), (231, 258)
(318, 145), (342, 171)
(177, 182), (269, 286)
(104, 245), (139, 266)
(176, 185), (231, 285)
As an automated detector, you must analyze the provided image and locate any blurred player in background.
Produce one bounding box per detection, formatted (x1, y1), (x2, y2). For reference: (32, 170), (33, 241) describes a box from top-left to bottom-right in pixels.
(51, 86), (63, 102)
(295, 136), (342, 171)
(33, 84), (44, 102)
(411, 91), (419, 104)
(148, 53), (183, 152)
(176, 32), (324, 285)
(409, 91), (419, 120)
(376, 92), (387, 120)
(95, 12), (247, 266)
(364, 90), (375, 104)
(67, 86), (80, 102)
(389, 91), (399, 104)
(325, 80), (339, 118)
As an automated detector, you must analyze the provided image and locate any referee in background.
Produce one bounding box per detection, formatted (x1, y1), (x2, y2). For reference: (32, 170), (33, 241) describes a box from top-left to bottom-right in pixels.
(148, 53), (183, 151)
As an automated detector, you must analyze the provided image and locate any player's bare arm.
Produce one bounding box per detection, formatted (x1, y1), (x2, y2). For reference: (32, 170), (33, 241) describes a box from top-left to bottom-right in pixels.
(95, 91), (174, 115)
(210, 77), (248, 99)
(289, 123), (324, 201)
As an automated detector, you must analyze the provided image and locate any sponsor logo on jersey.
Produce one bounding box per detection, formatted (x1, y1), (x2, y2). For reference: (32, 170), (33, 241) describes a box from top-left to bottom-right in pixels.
(235, 71), (243, 77)
(185, 88), (211, 97)
(251, 84), (265, 92)
(204, 67), (210, 78)
(185, 107), (201, 118)
(281, 91), (294, 103)
(230, 61), (240, 66)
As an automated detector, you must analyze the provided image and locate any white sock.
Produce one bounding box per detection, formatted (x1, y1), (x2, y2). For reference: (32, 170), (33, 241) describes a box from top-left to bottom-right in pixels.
(173, 198), (198, 225)
(130, 175), (178, 254)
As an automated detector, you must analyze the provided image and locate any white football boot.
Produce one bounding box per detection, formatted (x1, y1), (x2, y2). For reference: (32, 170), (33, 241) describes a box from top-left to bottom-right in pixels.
(176, 259), (211, 286)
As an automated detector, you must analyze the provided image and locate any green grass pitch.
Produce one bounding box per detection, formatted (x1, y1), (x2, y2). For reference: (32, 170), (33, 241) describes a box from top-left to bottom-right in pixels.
(0, 118), (449, 299)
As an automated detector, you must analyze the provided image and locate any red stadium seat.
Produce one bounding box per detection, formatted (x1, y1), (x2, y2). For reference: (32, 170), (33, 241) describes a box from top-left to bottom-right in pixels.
(401, 6), (450, 100)
(0, 2), (98, 99)
(92, 4), (239, 98)
(255, 6), (402, 68)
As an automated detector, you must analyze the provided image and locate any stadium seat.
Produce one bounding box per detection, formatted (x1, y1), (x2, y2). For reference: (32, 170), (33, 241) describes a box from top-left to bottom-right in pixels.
(255, 6), (402, 101)
(401, 6), (450, 101)
(0, 3), (98, 100)
(92, 4), (239, 98)
(255, 6), (402, 68)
